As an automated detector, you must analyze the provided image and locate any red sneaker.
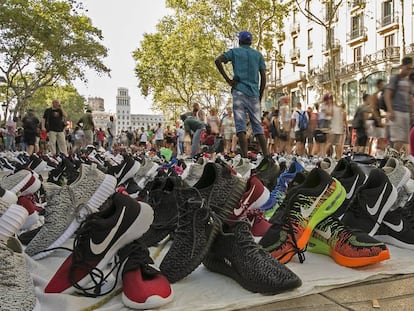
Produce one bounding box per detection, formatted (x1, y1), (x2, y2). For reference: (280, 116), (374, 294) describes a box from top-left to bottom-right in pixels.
(246, 209), (272, 237)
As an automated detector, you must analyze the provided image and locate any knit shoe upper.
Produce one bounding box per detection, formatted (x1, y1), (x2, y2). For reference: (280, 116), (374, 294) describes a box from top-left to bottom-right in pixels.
(139, 176), (185, 247)
(308, 216), (390, 267)
(0, 236), (40, 311)
(202, 221), (302, 294)
(252, 156), (280, 191)
(159, 187), (220, 283)
(259, 168), (346, 263)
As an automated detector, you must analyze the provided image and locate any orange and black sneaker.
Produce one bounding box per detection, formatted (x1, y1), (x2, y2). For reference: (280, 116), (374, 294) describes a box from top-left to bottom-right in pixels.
(259, 168), (345, 263)
(307, 216), (390, 267)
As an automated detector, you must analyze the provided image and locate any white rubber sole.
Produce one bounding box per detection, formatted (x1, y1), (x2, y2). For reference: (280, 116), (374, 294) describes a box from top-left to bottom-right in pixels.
(122, 288), (174, 309)
(0, 204), (28, 238)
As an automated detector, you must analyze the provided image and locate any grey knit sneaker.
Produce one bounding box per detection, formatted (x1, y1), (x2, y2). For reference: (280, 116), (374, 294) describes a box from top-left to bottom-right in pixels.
(203, 221), (302, 294)
(25, 164), (117, 260)
(0, 169), (32, 194)
(159, 187), (220, 283)
(0, 236), (41, 311)
(382, 157), (411, 191)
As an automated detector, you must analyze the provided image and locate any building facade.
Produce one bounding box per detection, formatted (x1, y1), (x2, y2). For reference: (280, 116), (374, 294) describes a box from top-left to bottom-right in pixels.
(269, 0), (414, 118)
(115, 87), (166, 134)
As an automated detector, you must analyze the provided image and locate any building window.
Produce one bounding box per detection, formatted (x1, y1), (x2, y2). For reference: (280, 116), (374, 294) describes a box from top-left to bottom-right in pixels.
(307, 29), (313, 49)
(307, 55), (313, 71)
(381, 0), (393, 25)
(353, 46), (362, 63)
(384, 33), (394, 48)
(351, 14), (363, 39)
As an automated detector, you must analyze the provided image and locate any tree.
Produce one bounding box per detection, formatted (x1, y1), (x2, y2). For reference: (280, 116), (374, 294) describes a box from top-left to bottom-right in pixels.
(0, 0), (110, 115)
(294, 0), (343, 102)
(133, 0), (288, 120)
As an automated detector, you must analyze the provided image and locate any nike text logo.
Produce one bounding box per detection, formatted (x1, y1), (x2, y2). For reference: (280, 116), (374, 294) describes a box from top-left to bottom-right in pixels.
(90, 206), (126, 255)
(383, 219), (403, 232)
(366, 184), (387, 216)
(301, 184), (330, 218)
(314, 227), (332, 240)
(234, 184), (256, 216)
(345, 175), (359, 200)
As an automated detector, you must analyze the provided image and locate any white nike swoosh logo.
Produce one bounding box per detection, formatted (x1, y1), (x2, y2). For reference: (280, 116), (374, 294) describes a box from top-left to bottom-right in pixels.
(90, 206), (126, 255)
(345, 175), (359, 199)
(114, 163), (127, 180)
(366, 184), (387, 216)
(234, 184), (256, 216)
(301, 184), (330, 218)
(314, 226), (332, 240)
(383, 219), (403, 232)
(52, 175), (60, 182)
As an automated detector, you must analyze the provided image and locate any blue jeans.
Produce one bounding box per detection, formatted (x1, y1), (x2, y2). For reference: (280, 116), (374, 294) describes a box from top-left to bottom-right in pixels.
(107, 135), (114, 152)
(191, 128), (205, 158)
(232, 89), (263, 135)
(178, 141), (185, 155)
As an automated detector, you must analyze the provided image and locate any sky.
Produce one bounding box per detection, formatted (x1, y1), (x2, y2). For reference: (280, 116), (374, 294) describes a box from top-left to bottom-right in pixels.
(73, 0), (170, 115)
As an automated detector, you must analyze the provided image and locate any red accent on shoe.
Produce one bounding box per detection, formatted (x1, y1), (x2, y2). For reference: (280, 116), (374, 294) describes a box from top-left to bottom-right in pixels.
(17, 195), (36, 215)
(246, 209), (272, 237)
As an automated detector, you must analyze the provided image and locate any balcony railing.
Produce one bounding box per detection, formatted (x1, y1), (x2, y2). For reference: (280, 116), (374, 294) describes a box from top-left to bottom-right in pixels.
(322, 39), (341, 54)
(290, 22), (300, 35)
(348, 28), (366, 40)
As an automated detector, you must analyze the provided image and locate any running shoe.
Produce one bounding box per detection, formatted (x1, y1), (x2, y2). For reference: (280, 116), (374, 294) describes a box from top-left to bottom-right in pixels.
(259, 168), (346, 263)
(308, 216), (390, 267)
(382, 157), (411, 191)
(203, 221), (302, 294)
(44, 193), (154, 294)
(108, 156), (141, 187)
(251, 155), (280, 191)
(233, 157), (252, 179)
(342, 168), (397, 236)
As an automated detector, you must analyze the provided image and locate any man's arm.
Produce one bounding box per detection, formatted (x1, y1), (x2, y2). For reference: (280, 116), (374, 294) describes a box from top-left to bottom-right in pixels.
(215, 54), (237, 88)
(259, 68), (266, 101)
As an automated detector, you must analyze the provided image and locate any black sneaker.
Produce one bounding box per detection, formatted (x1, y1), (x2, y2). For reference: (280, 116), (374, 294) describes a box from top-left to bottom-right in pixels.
(108, 156), (141, 186)
(139, 176), (185, 247)
(342, 168), (397, 236)
(375, 207), (414, 250)
(203, 221), (302, 294)
(331, 161), (367, 218)
(251, 155), (280, 191)
(159, 187), (220, 283)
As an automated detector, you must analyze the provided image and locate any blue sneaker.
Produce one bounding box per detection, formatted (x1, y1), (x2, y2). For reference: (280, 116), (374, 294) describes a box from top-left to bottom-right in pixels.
(261, 160), (305, 218)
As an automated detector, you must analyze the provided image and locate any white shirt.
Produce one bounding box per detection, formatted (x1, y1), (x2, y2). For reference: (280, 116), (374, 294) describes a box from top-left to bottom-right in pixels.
(154, 126), (164, 140)
(291, 109), (308, 132)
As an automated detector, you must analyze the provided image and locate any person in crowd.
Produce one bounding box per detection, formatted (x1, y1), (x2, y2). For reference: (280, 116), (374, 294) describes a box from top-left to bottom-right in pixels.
(146, 125), (154, 145)
(164, 124), (175, 147)
(96, 128), (106, 148)
(215, 30), (268, 158)
(352, 94), (371, 153)
(181, 114), (206, 158)
(269, 109), (279, 154)
(138, 126), (148, 149)
(384, 56), (414, 153)
(77, 109), (95, 148)
(126, 127), (135, 146)
(72, 126), (84, 152)
(176, 125), (185, 155)
(220, 106), (237, 154)
(42, 99), (68, 155)
(262, 111), (271, 153)
(291, 102), (308, 156)
(207, 107), (220, 135)
(279, 96), (291, 154)
(106, 115), (116, 152)
(306, 105), (318, 156)
(5, 116), (17, 152)
(22, 109), (40, 155)
(154, 122), (164, 150)
(331, 102), (348, 159)
(368, 79), (387, 157)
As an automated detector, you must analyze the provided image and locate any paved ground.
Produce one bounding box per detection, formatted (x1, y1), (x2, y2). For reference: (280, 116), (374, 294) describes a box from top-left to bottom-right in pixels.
(237, 273), (414, 311)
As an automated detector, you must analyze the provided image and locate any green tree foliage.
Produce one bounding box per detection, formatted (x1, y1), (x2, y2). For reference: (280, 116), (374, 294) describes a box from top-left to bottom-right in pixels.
(0, 0), (110, 114)
(25, 84), (85, 124)
(133, 0), (288, 119)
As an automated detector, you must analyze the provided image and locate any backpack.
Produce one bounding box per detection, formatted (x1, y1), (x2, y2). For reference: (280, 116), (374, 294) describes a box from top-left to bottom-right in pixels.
(297, 110), (308, 131)
(378, 74), (400, 111)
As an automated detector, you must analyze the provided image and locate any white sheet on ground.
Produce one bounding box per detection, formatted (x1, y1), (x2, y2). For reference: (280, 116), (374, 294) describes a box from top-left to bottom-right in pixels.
(27, 241), (414, 311)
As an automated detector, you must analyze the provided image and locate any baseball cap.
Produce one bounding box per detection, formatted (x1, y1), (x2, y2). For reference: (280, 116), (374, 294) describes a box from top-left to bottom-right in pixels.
(238, 31), (252, 44)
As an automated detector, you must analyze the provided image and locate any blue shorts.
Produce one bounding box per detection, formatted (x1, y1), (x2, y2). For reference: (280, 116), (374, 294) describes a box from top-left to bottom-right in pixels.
(232, 89), (264, 135)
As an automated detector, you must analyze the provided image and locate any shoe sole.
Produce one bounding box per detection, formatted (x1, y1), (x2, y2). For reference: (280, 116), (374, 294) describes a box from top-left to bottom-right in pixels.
(297, 180), (346, 250)
(31, 174), (117, 260)
(307, 236), (390, 267)
(122, 287), (174, 309)
(374, 234), (414, 251)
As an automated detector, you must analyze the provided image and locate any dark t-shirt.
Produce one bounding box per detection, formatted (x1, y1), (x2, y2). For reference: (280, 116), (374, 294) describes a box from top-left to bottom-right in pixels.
(43, 108), (64, 132)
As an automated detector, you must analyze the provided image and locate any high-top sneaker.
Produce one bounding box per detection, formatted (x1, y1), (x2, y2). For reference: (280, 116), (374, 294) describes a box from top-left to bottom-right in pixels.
(259, 168), (346, 263)
(203, 221), (302, 294)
